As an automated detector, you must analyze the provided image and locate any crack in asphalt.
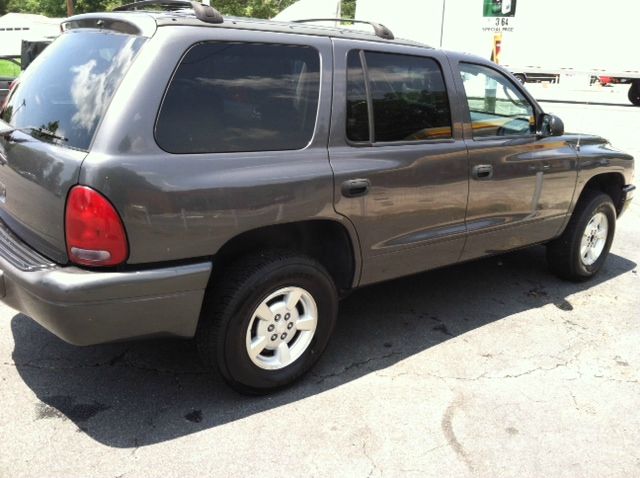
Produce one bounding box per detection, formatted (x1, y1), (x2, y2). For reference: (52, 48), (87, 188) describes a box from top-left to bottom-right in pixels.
(312, 351), (401, 384)
(569, 390), (580, 410)
(362, 440), (380, 478)
(441, 394), (475, 473)
(594, 376), (640, 384)
(376, 346), (640, 387)
(378, 349), (585, 384)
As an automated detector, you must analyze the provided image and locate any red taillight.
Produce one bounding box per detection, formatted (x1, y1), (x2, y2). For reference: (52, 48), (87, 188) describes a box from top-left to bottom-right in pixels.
(65, 186), (128, 267)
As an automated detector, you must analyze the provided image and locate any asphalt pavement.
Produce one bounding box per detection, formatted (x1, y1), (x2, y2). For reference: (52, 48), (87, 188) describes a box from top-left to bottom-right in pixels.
(1, 89), (639, 478)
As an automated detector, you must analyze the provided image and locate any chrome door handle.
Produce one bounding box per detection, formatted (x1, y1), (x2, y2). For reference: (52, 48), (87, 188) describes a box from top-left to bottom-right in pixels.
(341, 178), (371, 198)
(472, 164), (493, 180)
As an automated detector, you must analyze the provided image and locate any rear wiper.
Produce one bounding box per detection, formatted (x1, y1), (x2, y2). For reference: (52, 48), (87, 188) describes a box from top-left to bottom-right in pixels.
(0, 120), (67, 142)
(0, 126), (69, 142)
(23, 126), (68, 142)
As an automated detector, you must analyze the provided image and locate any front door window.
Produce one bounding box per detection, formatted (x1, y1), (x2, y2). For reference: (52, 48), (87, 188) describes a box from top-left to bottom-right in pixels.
(460, 63), (535, 138)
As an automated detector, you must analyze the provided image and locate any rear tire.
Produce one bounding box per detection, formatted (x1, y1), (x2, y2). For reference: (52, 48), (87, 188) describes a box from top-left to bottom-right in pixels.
(196, 251), (338, 394)
(629, 81), (640, 106)
(546, 191), (616, 281)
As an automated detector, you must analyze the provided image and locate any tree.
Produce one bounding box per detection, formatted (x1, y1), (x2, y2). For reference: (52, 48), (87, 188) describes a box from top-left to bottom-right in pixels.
(342, 0), (355, 19)
(204, 0), (297, 18)
(7, 0), (66, 16)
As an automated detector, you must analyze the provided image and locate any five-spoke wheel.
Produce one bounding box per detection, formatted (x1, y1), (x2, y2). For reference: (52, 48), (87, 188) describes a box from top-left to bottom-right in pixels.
(197, 252), (338, 394)
(246, 286), (318, 370)
(547, 191), (616, 281)
(579, 212), (609, 266)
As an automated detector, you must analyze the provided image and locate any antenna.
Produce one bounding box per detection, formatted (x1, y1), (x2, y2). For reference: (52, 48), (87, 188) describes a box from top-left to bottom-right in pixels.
(439, 0), (446, 48)
(575, 76), (587, 152)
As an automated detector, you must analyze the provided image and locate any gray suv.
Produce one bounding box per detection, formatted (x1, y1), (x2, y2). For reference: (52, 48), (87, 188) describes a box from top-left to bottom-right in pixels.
(0, 1), (635, 393)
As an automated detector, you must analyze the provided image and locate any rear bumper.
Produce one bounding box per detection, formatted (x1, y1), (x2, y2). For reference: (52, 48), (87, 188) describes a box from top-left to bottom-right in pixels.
(620, 184), (635, 217)
(0, 221), (211, 345)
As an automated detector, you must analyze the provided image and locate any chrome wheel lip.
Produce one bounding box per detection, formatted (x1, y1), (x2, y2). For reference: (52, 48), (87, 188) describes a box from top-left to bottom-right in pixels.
(245, 286), (318, 371)
(580, 212), (608, 266)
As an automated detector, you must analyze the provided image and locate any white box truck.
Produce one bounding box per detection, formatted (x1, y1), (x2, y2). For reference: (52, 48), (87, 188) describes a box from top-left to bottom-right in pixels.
(354, 0), (640, 105)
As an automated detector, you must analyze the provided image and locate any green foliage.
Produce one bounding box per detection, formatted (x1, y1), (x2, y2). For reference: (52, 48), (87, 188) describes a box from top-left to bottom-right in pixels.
(218, 0), (295, 18)
(3, 0), (357, 20)
(7, 0), (66, 16)
(5, 0), (120, 16)
(0, 58), (21, 78)
(341, 0), (355, 19)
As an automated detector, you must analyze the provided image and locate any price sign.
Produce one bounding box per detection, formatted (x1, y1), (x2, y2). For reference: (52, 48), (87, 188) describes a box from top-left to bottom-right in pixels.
(482, 0), (517, 32)
(483, 0), (517, 17)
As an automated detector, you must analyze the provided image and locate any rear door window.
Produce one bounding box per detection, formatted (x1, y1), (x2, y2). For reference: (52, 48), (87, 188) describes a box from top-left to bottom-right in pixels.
(156, 42), (320, 154)
(0, 31), (145, 151)
(346, 50), (452, 143)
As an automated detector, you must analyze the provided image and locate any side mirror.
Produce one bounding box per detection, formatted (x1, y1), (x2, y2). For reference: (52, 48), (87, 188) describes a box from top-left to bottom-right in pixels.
(538, 113), (564, 137)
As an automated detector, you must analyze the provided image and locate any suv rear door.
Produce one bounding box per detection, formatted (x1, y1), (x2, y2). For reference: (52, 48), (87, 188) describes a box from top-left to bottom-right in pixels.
(328, 39), (469, 285)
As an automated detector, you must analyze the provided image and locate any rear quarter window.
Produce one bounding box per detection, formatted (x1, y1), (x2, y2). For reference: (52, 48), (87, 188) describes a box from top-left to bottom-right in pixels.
(155, 42), (321, 154)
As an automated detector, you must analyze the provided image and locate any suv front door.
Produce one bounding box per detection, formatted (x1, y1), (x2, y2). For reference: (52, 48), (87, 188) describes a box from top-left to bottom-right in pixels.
(451, 59), (578, 261)
(329, 40), (469, 285)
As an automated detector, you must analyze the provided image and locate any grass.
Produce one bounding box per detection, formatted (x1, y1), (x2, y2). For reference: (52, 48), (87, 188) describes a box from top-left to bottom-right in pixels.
(0, 59), (21, 78)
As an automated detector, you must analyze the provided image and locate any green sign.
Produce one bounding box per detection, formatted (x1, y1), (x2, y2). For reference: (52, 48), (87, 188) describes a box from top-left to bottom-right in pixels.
(483, 0), (517, 17)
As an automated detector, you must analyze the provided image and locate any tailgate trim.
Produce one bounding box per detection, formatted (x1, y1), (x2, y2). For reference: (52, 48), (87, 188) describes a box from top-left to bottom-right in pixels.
(0, 219), (56, 271)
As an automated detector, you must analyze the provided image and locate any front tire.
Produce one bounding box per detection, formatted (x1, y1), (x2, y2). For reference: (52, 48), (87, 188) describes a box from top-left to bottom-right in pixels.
(547, 191), (616, 281)
(196, 251), (338, 394)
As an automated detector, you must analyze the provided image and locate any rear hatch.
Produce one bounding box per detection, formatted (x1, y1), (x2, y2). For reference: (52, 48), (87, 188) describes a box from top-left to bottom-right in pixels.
(0, 26), (146, 263)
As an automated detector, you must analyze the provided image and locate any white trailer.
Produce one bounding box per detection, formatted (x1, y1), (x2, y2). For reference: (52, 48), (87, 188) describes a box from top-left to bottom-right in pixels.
(0, 13), (61, 56)
(354, 0), (640, 105)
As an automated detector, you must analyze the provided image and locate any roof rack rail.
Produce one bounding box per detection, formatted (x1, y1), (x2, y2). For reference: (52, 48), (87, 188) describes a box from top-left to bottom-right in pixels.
(113, 0), (223, 24)
(292, 18), (394, 40)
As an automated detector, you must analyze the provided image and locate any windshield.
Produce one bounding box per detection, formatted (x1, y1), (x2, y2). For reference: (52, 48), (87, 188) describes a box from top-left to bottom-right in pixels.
(0, 31), (145, 151)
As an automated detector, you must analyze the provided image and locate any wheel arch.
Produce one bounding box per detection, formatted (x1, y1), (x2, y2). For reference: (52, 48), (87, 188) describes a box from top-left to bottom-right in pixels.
(209, 219), (360, 294)
(579, 172), (626, 216)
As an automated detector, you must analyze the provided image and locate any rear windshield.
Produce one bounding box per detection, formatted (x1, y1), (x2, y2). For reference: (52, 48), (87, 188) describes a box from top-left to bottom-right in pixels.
(0, 31), (145, 151)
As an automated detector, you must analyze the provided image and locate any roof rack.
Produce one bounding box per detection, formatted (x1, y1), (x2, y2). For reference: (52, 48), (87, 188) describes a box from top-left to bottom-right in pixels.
(113, 0), (223, 24)
(292, 18), (394, 40)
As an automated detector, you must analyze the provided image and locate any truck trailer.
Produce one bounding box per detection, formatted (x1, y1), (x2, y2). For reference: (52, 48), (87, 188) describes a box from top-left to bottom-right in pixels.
(354, 0), (640, 105)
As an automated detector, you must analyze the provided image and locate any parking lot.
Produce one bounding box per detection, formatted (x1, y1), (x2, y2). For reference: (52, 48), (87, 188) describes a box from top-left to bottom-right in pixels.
(1, 86), (639, 477)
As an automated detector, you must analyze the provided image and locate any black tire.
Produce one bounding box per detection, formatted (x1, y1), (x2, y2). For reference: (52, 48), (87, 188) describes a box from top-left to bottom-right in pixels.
(196, 251), (338, 394)
(629, 82), (640, 106)
(514, 73), (526, 84)
(546, 191), (616, 281)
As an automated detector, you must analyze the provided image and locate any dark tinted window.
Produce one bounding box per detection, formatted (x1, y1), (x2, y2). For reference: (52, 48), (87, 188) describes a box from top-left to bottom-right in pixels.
(0, 32), (145, 151)
(364, 52), (452, 142)
(156, 42), (320, 154)
(346, 50), (369, 142)
(460, 63), (535, 138)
